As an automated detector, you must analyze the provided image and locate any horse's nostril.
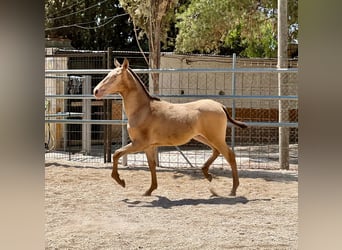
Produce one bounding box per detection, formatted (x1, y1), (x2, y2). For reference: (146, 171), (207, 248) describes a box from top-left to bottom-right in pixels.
(94, 89), (98, 95)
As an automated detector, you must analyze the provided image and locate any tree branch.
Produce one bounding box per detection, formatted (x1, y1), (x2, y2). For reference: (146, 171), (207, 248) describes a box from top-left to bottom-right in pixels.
(132, 20), (149, 65)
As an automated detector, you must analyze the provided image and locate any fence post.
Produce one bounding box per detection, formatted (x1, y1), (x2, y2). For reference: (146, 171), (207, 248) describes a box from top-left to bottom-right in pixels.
(278, 0), (290, 169)
(231, 53), (236, 152)
(105, 47), (113, 163)
(82, 75), (92, 154)
(121, 106), (128, 166)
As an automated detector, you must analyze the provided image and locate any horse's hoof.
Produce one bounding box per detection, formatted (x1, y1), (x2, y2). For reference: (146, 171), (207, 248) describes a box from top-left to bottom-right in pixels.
(143, 189), (153, 196)
(229, 191), (236, 196)
(120, 179), (126, 188)
(114, 178), (125, 188)
(144, 187), (156, 196)
(204, 173), (212, 182)
(112, 174), (125, 187)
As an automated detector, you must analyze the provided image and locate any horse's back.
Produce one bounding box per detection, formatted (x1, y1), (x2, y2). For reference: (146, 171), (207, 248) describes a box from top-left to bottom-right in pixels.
(151, 99), (227, 133)
(152, 99), (224, 120)
(184, 99), (224, 112)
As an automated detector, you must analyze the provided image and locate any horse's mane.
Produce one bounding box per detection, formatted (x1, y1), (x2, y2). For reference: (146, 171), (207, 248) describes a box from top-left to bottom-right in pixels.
(127, 67), (161, 101)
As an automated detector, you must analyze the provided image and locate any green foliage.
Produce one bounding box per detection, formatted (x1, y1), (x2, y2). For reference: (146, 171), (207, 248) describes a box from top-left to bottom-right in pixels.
(45, 0), (141, 50)
(119, 0), (179, 45)
(175, 0), (297, 57)
(240, 19), (277, 58)
(45, 0), (298, 58)
(175, 0), (237, 54)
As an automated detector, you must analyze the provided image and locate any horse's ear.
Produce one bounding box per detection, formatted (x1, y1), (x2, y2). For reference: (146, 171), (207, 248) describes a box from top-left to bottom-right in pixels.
(114, 59), (121, 68)
(122, 58), (129, 69)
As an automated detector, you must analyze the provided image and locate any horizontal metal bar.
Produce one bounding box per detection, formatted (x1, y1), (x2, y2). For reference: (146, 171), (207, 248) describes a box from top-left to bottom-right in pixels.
(45, 112), (83, 117)
(45, 67), (298, 75)
(46, 69), (110, 75)
(45, 119), (297, 128)
(45, 119), (128, 125)
(159, 94), (298, 100)
(144, 68), (298, 73)
(45, 94), (297, 101)
(242, 122), (297, 128)
(45, 75), (84, 79)
(45, 94), (121, 100)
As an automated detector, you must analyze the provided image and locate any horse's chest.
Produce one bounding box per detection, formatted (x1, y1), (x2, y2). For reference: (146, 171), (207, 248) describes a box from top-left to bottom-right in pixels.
(127, 123), (149, 140)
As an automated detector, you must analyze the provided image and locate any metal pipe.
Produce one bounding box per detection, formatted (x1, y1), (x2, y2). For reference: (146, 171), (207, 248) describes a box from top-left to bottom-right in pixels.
(45, 119), (297, 128)
(45, 94), (298, 101)
(234, 122), (298, 128)
(45, 75), (84, 79)
(231, 53), (236, 151)
(45, 67), (298, 75)
(175, 146), (195, 168)
(82, 76), (92, 154)
(45, 94), (121, 99)
(45, 119), (128, 125)
(45, 112), (83, 117)
(122, 105), (128, 166)
(278, 0), (290, 170)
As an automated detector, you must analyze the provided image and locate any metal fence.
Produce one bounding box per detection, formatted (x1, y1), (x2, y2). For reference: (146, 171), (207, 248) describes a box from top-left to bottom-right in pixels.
(45, 51), (298, 170)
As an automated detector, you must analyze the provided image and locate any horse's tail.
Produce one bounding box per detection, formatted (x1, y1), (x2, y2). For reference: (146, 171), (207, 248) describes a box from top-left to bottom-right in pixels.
(222, 106), (248, 129)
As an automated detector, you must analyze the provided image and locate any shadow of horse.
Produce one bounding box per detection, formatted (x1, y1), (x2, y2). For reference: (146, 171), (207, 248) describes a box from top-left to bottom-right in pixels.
(122, 195), (262, 209)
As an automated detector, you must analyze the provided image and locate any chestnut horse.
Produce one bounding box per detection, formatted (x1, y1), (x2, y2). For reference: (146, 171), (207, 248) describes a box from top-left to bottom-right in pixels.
(94, 58), (247, 196)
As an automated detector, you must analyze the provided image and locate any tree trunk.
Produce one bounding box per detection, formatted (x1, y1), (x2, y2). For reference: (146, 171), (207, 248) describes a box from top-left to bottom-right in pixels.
(148, 0), (162, 95)
(149, 32), (160, 94)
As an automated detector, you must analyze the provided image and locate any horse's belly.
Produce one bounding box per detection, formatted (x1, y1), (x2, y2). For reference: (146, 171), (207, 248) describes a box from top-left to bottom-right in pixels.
(152, 126), (196, 146)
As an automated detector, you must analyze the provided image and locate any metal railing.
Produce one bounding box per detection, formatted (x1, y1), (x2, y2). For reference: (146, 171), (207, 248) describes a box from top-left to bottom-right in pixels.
(45, 67), (298, 128)
(45, 65), (298, 168)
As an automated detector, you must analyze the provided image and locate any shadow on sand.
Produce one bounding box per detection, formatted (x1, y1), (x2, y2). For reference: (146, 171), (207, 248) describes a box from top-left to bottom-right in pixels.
(122, 195), (271, 209)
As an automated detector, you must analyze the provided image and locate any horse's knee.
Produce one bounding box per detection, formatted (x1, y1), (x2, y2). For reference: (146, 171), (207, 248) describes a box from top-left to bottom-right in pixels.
(113, 150), (121, 162)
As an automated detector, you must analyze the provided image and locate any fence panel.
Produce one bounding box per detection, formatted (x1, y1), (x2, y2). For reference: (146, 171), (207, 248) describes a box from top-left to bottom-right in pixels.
(45, 52), (298, 170)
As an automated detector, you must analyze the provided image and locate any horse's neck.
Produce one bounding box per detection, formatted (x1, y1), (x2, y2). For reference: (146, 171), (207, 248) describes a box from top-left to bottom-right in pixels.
(120, 77), (151, 118)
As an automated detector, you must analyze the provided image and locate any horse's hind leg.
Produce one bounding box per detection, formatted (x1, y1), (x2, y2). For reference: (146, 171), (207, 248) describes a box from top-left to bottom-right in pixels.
(201, 149), (220, 181)
(226, 147), (239, 196)
(194, 135), (219, 181)
(144, 146), (158, 196)
(215, 142), (239, 196)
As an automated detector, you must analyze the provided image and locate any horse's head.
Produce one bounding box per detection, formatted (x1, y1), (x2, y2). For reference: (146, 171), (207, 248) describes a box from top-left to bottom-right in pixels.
(93, 58), (129, 99)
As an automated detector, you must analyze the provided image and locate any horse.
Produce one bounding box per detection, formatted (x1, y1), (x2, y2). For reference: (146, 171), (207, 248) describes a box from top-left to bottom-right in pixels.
(93, 58), (247, 196)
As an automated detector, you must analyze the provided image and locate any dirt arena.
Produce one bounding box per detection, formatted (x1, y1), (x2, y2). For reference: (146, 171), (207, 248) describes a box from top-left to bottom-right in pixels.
(45, 159), (298, 249)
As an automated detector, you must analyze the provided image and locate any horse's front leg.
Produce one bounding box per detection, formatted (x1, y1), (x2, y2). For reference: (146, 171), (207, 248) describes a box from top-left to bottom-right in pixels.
(144, 146), (158, 196)
(112, 142), (143, 188)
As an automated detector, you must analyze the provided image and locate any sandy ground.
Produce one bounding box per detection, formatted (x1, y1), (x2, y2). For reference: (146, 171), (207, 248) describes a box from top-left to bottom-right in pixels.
(45, 160), (298, 249)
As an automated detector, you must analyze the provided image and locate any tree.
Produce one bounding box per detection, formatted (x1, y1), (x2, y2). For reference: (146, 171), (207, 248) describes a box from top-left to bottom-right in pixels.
(175, 0), (298, 57)
(119, 0), (179, 94)
(45, 0), (140, 50)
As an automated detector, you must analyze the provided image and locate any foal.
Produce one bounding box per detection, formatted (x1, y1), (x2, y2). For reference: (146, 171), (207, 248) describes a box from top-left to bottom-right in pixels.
(94, 58), (247, 196)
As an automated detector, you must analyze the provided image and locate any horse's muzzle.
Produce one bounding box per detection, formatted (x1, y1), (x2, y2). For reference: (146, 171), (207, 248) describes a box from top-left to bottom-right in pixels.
(93, 88), (103, 99)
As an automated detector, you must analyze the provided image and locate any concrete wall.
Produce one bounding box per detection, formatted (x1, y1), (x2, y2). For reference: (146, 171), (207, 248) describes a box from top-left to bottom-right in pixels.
(159, 53), (298, 110)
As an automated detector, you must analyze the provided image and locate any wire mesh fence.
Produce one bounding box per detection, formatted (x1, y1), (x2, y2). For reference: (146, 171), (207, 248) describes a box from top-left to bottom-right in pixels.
(45, 50), (298, 170)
